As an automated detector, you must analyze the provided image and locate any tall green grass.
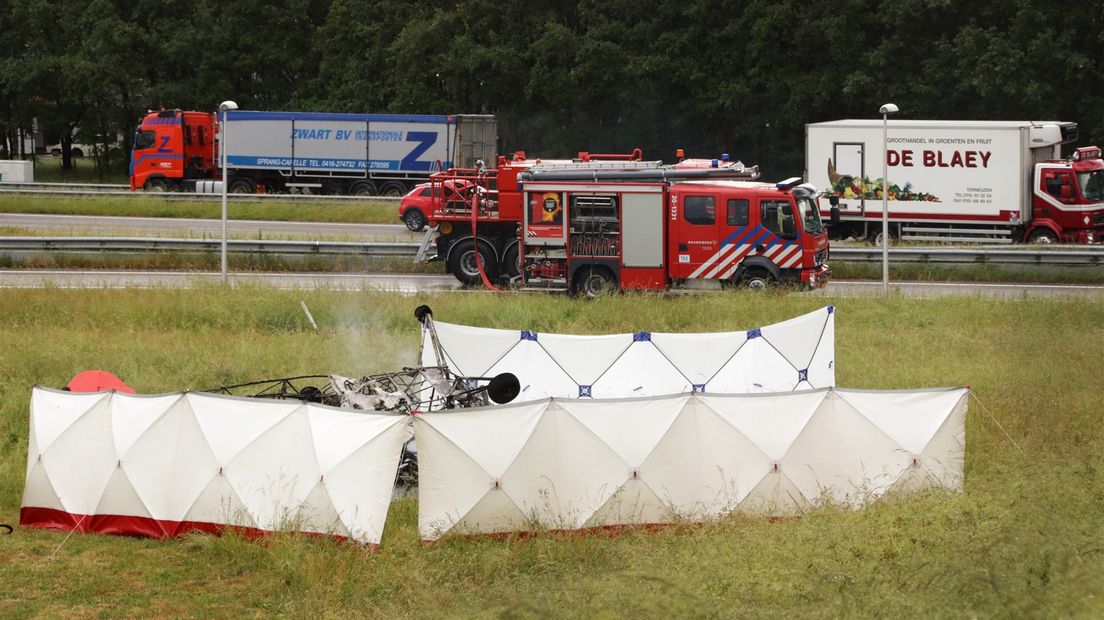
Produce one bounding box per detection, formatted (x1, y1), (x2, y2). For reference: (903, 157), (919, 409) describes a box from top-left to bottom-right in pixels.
(833, 260), (1104, 284)
(0, 195), (397, 224)
(0, 290), (1101, 617)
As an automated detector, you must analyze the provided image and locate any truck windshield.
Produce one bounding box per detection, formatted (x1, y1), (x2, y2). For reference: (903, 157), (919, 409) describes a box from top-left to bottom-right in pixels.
(134, 130), (156, 151)
(797, 197), (825, 234)
(1079, 170), (1104, 201)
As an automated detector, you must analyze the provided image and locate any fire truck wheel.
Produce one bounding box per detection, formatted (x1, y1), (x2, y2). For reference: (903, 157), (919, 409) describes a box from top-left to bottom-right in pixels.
(402, 209), (428, 232)
(449, 239), (499, 285)
(575, 268), (617, 299)
(1027, 228), (1058, 244)
(739, 269), (773, 291)
(502, 243), (521, 279)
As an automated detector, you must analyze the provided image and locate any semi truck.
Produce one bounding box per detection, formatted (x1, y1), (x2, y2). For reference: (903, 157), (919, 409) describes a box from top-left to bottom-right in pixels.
(421, 152), (831, 294)
(806, 120), (1104, 243)
(129, 109), (497, 196)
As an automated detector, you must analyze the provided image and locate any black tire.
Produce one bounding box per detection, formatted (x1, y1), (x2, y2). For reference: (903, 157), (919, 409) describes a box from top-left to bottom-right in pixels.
(738, 268), (773, 291)
(380, 182), (407, 198)
(502, 242), (521, 280)
(50, 148), (61, 156)
(1027, 228), (1059, 244)
(574, 267), (618, 298)
(228, 179), (255, 194)
(350, 181), (377, 197)
(402, 209), (428, 232)
(144, 178), (170, 192)
(71, 148), (84, 158)
(870, 229), (894, 246)
(447, 239), (499, 285)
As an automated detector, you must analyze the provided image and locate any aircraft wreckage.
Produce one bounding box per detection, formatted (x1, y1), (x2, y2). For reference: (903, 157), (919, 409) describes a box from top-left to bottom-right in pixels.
(64, 305), (519, 485)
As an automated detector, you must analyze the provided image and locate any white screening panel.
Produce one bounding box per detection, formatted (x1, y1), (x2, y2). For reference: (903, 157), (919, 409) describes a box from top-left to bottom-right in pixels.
(421, 307), (835, 399)
(415, 388), (967, 540)
(20, 388), (408, 545)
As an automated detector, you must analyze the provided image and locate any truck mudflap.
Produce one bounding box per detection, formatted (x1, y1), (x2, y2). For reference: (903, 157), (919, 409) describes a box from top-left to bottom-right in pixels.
(802, 264), (831, 289)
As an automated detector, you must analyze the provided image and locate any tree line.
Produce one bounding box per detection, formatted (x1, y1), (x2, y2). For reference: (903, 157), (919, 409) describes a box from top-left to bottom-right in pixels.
(1, 0), (1101, 178)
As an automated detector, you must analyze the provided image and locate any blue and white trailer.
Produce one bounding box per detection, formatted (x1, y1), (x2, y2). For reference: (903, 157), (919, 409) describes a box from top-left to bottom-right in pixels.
(223, 111), (497, 196)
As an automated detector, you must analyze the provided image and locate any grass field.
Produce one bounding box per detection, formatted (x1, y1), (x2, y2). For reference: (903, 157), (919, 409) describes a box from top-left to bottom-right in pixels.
(0, 195), (398, 224)
(23, 155), (127, 184)
(0, 289), (1101, 617)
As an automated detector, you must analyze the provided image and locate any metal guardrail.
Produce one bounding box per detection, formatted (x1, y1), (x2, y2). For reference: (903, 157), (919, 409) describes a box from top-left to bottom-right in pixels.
(832, 247), (1103, 266)
(0, 238), (1101, 265)
(0, 182), (399, 202)
(0, 181), (129, 190)
(0, 237), (418, 256)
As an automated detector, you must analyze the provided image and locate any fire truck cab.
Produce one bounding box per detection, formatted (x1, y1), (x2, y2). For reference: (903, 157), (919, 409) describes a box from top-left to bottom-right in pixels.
(518, 176), (830, 295)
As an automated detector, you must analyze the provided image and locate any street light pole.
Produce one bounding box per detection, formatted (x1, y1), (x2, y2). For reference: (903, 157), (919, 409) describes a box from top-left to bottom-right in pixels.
(879, 103), (898, 294)
(218, 100), (238, 283)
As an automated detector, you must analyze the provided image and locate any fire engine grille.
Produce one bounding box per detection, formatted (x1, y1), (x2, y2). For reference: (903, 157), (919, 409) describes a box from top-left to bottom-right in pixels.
(1094, 212), (1104, 226)
(815, 249), (828, 266)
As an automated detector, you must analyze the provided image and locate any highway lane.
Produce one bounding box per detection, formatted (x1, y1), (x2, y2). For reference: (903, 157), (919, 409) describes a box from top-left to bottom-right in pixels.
(1, 270), (1101, 298)
(0, 212), (415, 238)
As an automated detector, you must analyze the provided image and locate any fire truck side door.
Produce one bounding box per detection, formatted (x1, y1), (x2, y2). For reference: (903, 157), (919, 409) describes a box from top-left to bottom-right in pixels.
(669, 191), (719, 279)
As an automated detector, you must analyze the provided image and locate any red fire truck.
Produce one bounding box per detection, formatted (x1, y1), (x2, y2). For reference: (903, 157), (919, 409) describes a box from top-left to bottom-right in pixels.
(422, 152), (831, 294)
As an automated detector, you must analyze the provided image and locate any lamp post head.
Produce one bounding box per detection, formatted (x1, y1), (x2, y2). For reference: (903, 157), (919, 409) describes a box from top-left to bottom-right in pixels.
(879, 103), (899, 115)
(219, 100), (239, 111)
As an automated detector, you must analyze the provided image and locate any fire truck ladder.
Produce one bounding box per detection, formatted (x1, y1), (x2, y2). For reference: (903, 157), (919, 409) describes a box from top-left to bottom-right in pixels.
(523, 159), (666, 175)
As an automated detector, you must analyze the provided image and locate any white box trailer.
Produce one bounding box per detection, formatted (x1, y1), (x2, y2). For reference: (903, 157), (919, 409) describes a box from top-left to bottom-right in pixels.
(222, 111), (497, 196)
(806, 119), (1104, 243)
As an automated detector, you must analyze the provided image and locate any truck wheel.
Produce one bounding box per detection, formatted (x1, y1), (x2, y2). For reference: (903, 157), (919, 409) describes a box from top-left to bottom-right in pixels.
(448, 239), (499, 285)
(574, 267), (617, 299)
(350, 181), (377, 197)
(502, 243), (521, 280)
(229, 179), (255, 194)
(144, 178), (170, 192)
(738, 268), (773, 291)
(1027, 228), (1058, 244)
(871, 230), (895, 246)
(402, 209), (428, 232)
(380, 182), (406, 198)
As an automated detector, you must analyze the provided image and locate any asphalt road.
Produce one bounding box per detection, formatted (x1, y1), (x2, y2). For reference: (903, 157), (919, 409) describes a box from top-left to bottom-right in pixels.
(0, 212), (414, 238)
(1, 270), (1101, 298)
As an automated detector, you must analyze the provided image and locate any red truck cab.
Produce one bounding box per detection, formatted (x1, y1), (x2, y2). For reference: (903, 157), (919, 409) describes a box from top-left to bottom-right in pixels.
(1031, 147), (1104, 243)
(516, 175), (829, 294)
(665, 179), (830, 289)
(129, 110), (217, 191)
